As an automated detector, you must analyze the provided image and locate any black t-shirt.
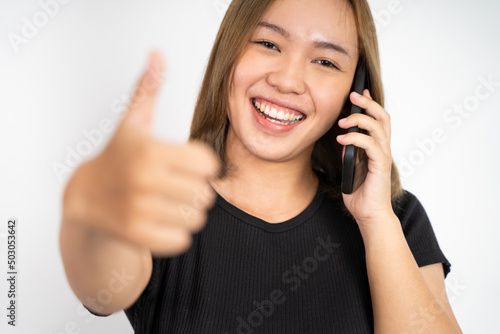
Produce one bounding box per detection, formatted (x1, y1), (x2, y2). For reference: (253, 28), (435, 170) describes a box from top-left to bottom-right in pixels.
(88, 172), (451, 333)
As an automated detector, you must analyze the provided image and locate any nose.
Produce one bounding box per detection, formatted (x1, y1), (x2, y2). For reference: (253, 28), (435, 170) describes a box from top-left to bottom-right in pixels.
(266, 54), (306, 95)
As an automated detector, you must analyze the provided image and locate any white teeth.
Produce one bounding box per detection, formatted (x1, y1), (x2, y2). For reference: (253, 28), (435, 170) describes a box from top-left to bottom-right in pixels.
(268, 118), (287, 125)
(259, 103), (265, 113)
(269, 108), (277, 118)
(253, 99), (305, 125)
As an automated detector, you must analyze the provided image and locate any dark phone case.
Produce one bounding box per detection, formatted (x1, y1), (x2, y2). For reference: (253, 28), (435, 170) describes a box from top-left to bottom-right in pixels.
(341, 63), (367, 194)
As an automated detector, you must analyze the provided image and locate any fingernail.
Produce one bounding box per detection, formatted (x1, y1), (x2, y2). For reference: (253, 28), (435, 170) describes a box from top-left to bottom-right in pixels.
(337, 135), (345, 140)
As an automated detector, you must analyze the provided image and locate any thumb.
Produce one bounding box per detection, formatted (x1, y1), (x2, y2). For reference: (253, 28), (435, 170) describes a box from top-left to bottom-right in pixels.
(121, 51), (164, 131)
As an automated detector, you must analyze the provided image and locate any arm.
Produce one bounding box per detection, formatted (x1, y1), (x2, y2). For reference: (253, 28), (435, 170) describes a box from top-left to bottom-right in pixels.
(59, 52), (219, 316)
(360, 215), (461, 333)
(337, 89), (462, 333)
(420, 264), (461, 332)
(60, 164), (153, 315)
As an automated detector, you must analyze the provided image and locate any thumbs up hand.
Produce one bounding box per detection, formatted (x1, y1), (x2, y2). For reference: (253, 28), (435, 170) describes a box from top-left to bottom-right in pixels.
(64, 51), (220, 256)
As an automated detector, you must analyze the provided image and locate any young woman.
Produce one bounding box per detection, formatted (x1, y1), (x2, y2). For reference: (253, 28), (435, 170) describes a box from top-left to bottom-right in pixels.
(60, 0), (462, 332)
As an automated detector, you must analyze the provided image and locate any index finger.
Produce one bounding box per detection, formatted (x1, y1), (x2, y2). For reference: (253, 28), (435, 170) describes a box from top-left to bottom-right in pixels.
(350, 89), (391, 137)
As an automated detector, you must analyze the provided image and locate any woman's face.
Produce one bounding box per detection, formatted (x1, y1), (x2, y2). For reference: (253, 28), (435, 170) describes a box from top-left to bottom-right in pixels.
(227, 0), (359, 165)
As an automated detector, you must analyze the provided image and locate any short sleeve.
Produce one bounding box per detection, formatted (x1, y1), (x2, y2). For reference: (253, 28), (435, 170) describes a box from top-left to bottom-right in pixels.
(393, 190), (451, 277)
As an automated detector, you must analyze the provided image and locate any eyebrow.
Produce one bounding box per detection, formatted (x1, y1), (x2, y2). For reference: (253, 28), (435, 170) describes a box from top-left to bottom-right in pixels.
(257, 21), (290, 38)
(313, 40), (351, 58)
(256, 21), (351, 58)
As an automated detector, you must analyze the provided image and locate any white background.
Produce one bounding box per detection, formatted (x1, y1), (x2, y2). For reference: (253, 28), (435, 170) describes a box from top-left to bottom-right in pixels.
(0, 0), (499, 333)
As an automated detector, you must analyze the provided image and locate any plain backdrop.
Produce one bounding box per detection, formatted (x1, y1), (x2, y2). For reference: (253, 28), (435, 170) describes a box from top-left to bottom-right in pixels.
(1, 0), (499, 333)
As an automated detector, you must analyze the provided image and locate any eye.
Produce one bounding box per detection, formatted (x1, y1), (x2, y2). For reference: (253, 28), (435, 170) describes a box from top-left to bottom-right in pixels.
(315, 59), (340, 70)
(253, 40), (280, 52)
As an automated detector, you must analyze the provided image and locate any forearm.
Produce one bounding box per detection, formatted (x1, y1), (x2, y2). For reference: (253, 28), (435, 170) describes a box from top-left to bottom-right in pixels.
(359, 215), (460, 334)
(59, 166), (152, 315)
(60, 221), (151, 315)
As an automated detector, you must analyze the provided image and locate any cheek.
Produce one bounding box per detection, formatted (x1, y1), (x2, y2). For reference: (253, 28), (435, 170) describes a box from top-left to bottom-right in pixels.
(228, 52), (266, 121)
(315, 90), (349, 123)
(228, 66), (248, 118)
(231, 51), (261, 95)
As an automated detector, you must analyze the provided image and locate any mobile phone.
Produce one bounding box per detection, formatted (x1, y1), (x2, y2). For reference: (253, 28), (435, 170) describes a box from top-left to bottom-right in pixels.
(341, 62), (368, 194)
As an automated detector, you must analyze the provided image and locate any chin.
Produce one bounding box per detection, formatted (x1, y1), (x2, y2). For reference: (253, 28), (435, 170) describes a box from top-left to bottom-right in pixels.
(245, 138), (309, 163)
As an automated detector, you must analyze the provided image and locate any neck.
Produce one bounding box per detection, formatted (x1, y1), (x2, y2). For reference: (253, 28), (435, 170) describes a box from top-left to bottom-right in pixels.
(209, 132), (319, 223)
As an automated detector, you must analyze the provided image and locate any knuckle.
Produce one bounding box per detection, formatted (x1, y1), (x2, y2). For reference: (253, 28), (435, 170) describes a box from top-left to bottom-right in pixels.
(382, 111), (391, 124)
(350, 113), (361, 122)
(205, 187), (217, 207)
(191, 141), (220, 175)
(372, 123), (384, 136)
(172, 232), (193, 253)
(349, 131), (361, 140)
(190, 210), (208, 231)
(192, 182), (216, 209)
(346, 114), (358, 126)
(154, 231), (192, 256)
(177, 203), (208, 231)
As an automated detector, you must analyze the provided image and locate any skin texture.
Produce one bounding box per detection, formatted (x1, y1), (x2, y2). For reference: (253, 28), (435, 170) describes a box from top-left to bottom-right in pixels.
(60, 0), (463, 331)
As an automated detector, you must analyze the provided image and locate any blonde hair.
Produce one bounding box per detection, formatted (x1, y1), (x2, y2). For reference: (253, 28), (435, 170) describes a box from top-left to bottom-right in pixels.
(189, 0), (403, 200)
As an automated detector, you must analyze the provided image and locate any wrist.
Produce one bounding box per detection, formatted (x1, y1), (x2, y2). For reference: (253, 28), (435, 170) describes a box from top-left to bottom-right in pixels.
(357, 212), (403, 247)
(355, 208), (397, 230)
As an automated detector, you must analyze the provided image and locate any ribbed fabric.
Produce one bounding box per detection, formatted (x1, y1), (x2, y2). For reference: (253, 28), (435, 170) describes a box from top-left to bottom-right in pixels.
(89, 171), (451, 333)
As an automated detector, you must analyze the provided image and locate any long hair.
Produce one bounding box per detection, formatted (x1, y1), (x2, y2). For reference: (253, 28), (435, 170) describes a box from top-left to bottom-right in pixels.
(189, 0), (403, 201)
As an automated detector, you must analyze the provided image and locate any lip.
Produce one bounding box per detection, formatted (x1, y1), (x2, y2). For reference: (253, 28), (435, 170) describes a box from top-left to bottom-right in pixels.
(250, 98), (305, 134)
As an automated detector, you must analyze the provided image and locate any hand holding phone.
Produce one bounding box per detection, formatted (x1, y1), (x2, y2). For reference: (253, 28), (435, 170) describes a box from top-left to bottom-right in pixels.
(341, 62), (367, 194)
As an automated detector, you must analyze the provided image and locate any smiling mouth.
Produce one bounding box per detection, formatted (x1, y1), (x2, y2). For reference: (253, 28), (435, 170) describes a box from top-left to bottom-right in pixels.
(251, 98), (306, 125)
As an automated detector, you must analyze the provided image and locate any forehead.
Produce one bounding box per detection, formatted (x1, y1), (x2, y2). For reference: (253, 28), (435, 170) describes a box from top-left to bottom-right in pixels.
(258, 0), (358, 53)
